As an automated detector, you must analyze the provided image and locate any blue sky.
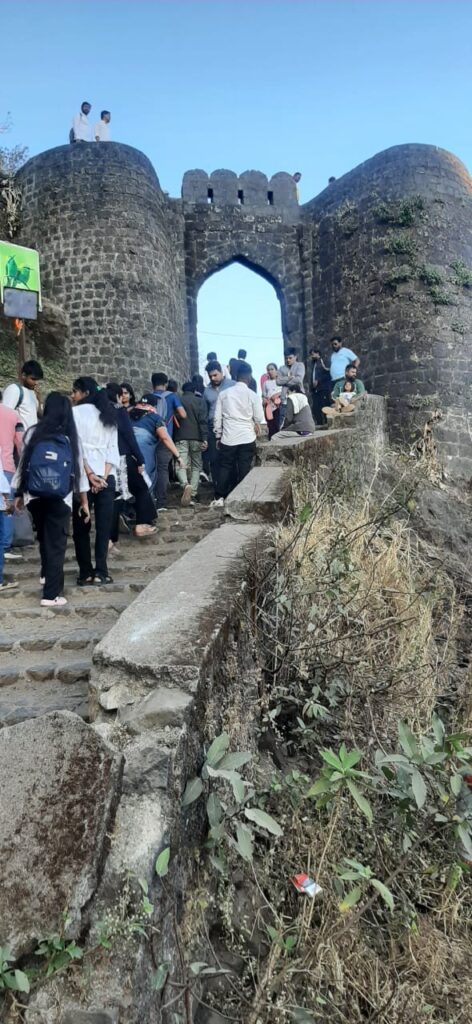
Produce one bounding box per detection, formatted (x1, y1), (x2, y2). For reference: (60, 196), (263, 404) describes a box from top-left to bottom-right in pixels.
(2, 0), (471, 384)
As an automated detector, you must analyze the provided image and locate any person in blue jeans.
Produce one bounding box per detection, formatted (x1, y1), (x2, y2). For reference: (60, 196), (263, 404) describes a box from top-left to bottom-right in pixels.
(151, 373), (187, 511)
(0, 454), (18, 593)
(130, 394), (183, 498)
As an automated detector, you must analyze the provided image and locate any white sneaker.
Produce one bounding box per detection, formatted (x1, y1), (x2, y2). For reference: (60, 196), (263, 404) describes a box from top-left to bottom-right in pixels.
(0, 581), (18, 593)
(210, 498), (224, 508)
(40, 596), (68, 607)
(5, 551), (23, 561)
(157, 507), (168, 513)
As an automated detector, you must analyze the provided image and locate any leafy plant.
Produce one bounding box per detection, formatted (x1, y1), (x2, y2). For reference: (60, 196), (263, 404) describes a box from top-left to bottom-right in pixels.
(418, 264), (444, 287)
(0, 946), (30, 994)
(307, 744), (373, 823)
(182, 733), (282, 870)
(384, 233), (418, 260)
(376, 716), (472, 858)
(451, 258), (472, 288)
(336, 857), (394, 912)
(429, 285), (454, 306)
(34, 934), (83, 977)
(373, 195), (425, 227)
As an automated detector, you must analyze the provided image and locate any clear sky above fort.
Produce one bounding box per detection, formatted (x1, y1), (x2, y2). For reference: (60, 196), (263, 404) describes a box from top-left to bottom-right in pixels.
(3, 0), (471, 383)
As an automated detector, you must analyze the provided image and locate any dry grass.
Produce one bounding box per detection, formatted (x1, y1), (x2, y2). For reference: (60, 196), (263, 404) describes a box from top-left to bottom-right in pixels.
(191, 477), (471, 1024)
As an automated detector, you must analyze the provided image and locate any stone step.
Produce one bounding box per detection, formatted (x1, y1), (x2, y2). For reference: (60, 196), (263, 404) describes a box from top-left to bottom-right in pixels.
(0, 627), (103, 653)
(0, 678), (89, 726)
(0, 654), (92, 687)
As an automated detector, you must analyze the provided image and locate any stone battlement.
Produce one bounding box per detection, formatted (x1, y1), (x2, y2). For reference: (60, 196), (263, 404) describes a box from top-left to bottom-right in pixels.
(182, 168), (299, 213)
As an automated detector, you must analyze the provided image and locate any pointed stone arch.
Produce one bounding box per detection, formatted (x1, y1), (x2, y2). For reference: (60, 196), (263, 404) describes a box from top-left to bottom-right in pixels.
(184, 213), (305, 373)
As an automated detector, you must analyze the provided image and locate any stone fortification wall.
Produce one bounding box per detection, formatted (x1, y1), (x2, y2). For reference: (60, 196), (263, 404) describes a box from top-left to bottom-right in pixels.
(8, 141), (472, 479)
(15, 144), (189, 386)
(303, 144), (472, 478)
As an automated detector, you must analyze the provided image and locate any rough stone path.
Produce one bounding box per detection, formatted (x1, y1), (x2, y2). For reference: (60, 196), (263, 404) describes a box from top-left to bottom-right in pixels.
(0, 497), (222, 727)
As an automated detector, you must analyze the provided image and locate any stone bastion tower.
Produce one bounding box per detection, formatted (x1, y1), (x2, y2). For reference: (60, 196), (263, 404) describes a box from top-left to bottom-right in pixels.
(13, 141), (472, 480)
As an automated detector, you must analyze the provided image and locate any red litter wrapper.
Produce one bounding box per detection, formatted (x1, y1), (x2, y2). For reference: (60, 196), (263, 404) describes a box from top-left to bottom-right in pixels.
(291, 873), (322, 898)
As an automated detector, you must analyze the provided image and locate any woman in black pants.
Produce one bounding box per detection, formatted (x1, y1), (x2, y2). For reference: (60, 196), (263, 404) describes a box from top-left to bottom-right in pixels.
(14, 392), (89, 607)
(105, 383), (156, 544)
(71, 377), (119, 586)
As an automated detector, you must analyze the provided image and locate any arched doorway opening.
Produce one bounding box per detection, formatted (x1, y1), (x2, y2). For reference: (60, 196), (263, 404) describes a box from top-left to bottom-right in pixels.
(196, 259), (285, 386)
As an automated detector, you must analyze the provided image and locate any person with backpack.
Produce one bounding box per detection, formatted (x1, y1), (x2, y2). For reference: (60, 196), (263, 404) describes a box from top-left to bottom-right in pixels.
(0, 450), (18, 594)
(151, 372), (186, 512)
(71, 377), (119, 587)
(14, 392), (88, 606)
(129, 394), (184, 498)
(2, 359), (44, 431)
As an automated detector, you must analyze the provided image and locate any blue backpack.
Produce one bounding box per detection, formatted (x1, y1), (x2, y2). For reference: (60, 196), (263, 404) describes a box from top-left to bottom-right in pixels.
(26, 435), (73, 499)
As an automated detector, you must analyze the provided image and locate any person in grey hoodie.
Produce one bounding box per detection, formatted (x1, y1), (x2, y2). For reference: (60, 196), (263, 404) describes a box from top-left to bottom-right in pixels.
(277, 348), (306, 425)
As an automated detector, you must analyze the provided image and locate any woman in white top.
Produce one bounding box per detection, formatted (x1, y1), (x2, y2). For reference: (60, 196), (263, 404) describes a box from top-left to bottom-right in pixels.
(71, 377), (120, 586)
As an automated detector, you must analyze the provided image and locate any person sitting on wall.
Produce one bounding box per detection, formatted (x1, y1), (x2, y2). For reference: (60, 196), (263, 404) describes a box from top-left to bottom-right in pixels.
(323, 365), (365, 418)
(329, 336), (360, 385)
(331, 363), (365, 402)
(276, 381), (316, 438)
(95, 110), (111, 142)
(70, 101), (92, 143)
(310, 347), (332, 425)
(293, 171), (302, 201)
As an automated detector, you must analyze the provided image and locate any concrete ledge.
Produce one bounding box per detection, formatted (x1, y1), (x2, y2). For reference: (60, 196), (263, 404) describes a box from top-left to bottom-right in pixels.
(91, 523), (263, 700)
(224, 466), (292, 522)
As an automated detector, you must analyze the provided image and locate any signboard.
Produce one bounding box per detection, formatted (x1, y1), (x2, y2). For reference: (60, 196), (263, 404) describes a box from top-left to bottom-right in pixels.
(0, 240), (42, 311)
(3, 287), (38, 319)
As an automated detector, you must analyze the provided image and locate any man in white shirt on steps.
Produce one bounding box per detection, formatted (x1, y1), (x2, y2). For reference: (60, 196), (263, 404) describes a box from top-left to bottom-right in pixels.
(71, 101), (92, 143)
(212, 360), (265, 505)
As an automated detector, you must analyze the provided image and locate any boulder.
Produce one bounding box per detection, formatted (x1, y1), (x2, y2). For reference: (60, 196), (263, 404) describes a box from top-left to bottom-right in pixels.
(0, 711), (123, 957)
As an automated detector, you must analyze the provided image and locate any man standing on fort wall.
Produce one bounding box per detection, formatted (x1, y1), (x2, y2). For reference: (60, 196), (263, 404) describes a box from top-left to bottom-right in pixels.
(95, 111), (111, 142)
(70, 102), (92, 143)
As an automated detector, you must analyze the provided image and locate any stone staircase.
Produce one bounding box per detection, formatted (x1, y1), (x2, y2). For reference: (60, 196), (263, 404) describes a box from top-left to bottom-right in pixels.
(0, 498), (223, 727)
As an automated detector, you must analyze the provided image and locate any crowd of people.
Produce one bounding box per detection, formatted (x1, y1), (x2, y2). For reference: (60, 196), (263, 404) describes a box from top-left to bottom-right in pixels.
(0, 337), (365, 605)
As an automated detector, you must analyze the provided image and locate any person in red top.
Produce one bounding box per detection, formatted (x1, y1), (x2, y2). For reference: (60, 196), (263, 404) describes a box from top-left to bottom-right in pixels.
(0, 394), (24, 560)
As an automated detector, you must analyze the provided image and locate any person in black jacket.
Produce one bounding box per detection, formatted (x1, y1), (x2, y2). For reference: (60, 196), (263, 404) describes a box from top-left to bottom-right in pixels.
(106, 383), (156, 542)
(174, 382), (208, 506)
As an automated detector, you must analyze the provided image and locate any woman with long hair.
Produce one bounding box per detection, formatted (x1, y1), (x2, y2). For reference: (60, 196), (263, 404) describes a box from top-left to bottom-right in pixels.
(105, 383), (156, 543)
(119, 381), (136, 409)
(71, 376), (119, 586)
(14, 392), (88, 606)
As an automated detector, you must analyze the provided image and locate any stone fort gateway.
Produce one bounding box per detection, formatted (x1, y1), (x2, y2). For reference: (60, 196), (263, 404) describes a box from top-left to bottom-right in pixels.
(14, 140), (472, 480)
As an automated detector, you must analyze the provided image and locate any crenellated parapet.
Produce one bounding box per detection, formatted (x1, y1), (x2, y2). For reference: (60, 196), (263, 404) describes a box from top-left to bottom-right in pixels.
(181, 168), (299, 213)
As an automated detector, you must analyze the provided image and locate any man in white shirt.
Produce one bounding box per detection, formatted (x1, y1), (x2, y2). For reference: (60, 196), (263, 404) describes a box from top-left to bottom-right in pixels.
(213, 361), (265, 504)
(71, 102), (92, 143)
(2, 359), (43, 431)
(94, 110), (111, 142)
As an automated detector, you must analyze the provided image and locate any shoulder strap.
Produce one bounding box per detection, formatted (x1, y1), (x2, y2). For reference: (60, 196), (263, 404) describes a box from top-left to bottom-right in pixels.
(15, 385), (24, 410)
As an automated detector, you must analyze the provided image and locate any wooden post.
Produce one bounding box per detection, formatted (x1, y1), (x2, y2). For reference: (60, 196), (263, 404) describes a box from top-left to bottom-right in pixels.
(17, 320), (29, 374)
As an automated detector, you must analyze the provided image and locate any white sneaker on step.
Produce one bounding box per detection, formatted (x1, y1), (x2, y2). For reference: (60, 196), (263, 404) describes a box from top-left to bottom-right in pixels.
(210, 498), (224, 508)
(40, 596), (68, 607)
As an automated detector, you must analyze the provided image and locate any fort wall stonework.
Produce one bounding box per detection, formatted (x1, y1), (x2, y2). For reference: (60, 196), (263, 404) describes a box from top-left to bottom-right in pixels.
(12, 141), (472, 479)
